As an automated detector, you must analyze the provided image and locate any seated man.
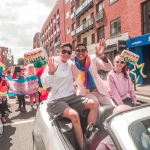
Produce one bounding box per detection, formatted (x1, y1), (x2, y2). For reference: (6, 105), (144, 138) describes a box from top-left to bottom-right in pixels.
(72, 39), (114, 106)
(96, 104), (131, 150)
(41, 43), (99, 150)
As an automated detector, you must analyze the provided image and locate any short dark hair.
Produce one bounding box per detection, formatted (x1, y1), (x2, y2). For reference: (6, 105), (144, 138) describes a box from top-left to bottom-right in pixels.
(76, 42), (87, 49)
(60, 43), (72, 51)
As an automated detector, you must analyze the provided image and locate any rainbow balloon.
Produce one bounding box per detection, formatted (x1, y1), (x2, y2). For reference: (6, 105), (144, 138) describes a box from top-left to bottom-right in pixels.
(121, 50), (139, 65)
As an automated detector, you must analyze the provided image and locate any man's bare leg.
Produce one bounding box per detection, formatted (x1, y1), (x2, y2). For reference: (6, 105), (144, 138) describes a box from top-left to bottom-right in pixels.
(62, 107), (83, 150)
(84, 99), (99, 125)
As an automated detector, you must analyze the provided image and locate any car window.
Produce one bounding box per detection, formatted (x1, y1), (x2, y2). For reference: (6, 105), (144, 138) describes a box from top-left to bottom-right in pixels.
(129, 119), (150, 150)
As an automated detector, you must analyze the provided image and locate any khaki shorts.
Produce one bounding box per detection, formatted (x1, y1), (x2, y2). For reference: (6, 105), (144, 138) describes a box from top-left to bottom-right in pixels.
(47, 94), (89, 119)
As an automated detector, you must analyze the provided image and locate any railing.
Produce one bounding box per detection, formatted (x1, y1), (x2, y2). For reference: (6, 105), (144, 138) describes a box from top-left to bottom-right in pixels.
(71, 30), (76, 36)
(54, 40), (60, 47)
(96, 9), (104, 21)
(76, 0), (93, 17)
(76, 17), (94, 35)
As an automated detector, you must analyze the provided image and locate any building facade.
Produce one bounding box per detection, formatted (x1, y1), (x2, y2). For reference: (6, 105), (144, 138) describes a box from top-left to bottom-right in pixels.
(40, 0), (149, 84)
(33, 32), (42, 49)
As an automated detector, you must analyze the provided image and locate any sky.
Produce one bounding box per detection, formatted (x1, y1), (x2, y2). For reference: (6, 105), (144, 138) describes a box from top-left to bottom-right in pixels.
(0, 0), (57, 64)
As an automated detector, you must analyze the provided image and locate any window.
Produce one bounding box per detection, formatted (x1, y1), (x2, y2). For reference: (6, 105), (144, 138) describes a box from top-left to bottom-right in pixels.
(67, 27), (70, 34)
(129, 119), (150, 150)
(109, 0), (117, 4)
(66, 0), (69, 3)
(66, 11), (69, 19)
(97, 1), (103, 11)
(98, 26), (105, 40)
(91, 34), (95, 44)
(110, 18), (121, 37)
(142, 1), (150, 34)
(72, 40), (76, 51)
(71, 6), (75, 13)
(83, 37), (87, 46)
(72, 23), (76, 30)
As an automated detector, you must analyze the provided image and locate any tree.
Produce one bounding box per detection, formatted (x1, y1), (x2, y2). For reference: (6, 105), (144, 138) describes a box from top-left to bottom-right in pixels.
(17, 58), (24, 65)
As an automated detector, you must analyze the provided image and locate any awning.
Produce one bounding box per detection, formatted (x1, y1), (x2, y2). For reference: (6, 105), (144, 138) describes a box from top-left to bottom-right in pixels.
(126, 33), (150, 48)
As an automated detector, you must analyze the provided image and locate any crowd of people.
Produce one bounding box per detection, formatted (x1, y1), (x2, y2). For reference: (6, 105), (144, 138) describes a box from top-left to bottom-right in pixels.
(0, 64), (40, 123)
(0, 39), (140, 150)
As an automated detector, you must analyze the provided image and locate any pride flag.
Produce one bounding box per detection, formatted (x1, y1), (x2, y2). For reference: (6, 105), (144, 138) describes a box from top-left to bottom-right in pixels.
(7, 75), (39, 96)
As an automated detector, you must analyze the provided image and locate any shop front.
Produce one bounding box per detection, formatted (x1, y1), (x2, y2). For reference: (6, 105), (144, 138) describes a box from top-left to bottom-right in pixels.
(126, 33), (150, 85)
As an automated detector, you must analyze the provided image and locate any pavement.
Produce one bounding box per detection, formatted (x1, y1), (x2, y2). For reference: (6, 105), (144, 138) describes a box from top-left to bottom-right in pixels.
(135, 84), (150, 98)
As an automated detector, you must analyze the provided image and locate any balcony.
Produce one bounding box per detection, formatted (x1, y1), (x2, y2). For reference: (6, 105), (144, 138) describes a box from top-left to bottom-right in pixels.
(71, 12), (75, 20)
(54, 40), (60, 47)
(71, 30), (76, 36)
(76, 17), (94, 35)
(96, 9), (104, 22)
(75, 0), (93, 18)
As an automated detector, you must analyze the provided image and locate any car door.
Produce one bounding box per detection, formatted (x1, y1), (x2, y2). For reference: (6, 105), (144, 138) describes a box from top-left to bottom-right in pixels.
(104, 104), (150, 150)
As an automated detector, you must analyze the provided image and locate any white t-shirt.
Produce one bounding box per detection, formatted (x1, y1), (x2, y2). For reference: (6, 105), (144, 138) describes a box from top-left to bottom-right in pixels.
(41, 56), (75, 101)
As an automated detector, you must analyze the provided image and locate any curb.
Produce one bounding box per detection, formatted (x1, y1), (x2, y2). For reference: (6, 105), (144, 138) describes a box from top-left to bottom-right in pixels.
(135, 93), (150, 98)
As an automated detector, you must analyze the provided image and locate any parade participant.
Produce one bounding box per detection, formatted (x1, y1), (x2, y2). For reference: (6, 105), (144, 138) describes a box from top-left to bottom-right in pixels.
(0, 65), (8, 122)
(41, 43), (99, 150)
(25, 64), (39, 109)
(107, 54), (141, 107)
(13, 66), (26, 112)
(72, 39), (114, 106)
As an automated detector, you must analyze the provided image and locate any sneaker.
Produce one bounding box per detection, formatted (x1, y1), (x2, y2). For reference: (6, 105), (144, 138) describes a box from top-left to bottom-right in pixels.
(15, 107), (21, 112)
(1, 117), (6, 123)
(6, 109), (12, 113)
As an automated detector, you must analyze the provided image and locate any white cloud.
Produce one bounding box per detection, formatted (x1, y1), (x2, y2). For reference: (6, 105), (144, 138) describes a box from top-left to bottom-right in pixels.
(0, 0), (56, 64)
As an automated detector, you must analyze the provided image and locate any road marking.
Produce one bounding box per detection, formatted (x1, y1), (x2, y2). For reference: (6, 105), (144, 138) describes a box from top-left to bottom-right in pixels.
(4, 119), (35, 127)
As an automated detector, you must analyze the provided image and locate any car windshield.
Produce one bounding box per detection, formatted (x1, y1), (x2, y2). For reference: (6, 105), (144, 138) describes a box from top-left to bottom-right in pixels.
(129, 119), (150, 150)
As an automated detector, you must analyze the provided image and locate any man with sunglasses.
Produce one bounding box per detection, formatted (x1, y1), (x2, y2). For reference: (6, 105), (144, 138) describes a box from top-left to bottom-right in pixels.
(72, 39), (114, 106)
(41, 43), (99, 150)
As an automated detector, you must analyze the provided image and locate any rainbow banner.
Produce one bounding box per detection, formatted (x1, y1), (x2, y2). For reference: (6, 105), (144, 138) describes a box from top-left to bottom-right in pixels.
(24, 47), (48, 64)
(121, 50), (139, 65)
(7, 75), (39, 96)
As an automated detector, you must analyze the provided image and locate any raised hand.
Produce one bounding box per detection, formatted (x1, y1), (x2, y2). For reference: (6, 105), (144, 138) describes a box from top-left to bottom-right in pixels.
(47, 57), (58, 74)
(95, 39), (106, 57)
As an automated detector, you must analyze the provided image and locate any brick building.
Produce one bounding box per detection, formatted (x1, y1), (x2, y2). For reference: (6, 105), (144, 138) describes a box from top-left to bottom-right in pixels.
(38, 0), (150, 84)
(33, 32), (42, 49)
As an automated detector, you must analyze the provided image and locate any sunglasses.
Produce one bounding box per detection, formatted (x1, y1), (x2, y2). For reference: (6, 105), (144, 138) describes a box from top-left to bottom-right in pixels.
(75, 49), (86, 53)
(116, 61), (125, 64)
(61, 49), (72, 55)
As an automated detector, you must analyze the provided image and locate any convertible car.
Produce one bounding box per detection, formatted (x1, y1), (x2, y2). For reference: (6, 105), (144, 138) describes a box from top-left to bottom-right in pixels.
(32, 100), (150, 150)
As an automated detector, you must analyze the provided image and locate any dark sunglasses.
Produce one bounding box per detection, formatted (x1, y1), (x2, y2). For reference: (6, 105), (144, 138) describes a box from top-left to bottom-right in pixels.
(116, 61), (125, 64)
(75, 49), (86, 53)
(61, 49), (72, 55)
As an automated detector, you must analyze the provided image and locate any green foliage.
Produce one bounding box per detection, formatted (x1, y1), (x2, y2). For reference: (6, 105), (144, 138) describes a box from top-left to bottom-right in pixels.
(17, 58), (24, 65)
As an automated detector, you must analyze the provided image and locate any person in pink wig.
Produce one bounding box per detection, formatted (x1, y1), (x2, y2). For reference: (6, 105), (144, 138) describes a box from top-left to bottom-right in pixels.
(25, 64), (39, 109)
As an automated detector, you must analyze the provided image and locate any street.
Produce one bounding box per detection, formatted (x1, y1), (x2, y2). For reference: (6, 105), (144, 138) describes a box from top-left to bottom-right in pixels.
(0, 96), (37, 150)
